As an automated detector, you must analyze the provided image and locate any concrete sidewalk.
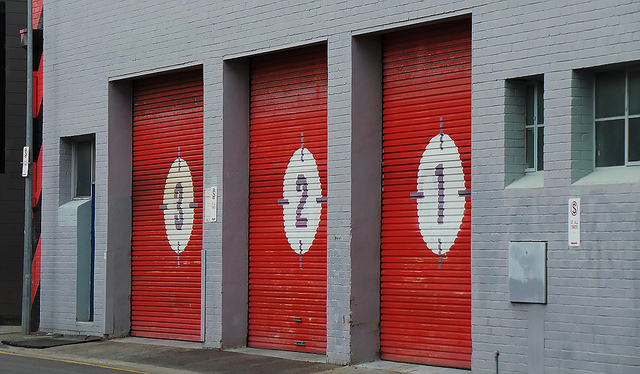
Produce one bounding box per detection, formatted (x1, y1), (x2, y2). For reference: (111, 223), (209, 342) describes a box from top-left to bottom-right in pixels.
(0, 326), (467, 374)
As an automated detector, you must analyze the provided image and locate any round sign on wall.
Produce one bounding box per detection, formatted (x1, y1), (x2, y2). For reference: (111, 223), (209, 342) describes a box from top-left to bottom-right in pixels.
(415, 130), (466, 257)
(281, 147), (323, 255)
(160, 157), (197, 255)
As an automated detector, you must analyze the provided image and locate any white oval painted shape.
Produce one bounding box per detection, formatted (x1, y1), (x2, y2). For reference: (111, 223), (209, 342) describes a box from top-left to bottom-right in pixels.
(282, 148), (322, 255)
(417, 133), (466, 256)
(162, 157), (195, 254)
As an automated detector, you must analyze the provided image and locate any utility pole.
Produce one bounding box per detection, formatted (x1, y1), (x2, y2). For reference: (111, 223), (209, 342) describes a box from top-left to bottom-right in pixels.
(22, 0), (34, 335)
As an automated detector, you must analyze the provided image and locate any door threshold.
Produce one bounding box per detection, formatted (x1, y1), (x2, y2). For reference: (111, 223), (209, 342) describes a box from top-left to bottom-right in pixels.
(227, 347), (326, 363)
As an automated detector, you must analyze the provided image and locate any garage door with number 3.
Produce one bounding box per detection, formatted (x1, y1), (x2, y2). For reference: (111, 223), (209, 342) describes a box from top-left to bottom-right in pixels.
(131, 69), (204, 342)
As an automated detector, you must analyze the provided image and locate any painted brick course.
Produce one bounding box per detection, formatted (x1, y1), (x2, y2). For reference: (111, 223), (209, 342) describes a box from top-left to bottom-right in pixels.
(40, 0), (640, 371)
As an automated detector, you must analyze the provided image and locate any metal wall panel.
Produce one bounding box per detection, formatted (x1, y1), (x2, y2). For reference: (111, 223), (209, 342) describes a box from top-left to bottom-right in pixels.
(380, 20), (472, 369)
(131, 69), (203, 342)
(248, 45), (328, 354)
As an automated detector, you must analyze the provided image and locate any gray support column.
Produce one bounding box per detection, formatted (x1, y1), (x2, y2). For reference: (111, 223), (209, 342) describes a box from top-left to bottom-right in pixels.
(21, 0), (33, 335)
(326, 34), (353, 365)
(350, 35), (382, 364)
(221, 58), (250, 348)
(105, 81), (132, 337)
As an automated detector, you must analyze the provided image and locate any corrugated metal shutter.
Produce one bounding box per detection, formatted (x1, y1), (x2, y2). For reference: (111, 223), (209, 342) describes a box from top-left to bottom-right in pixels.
(131, 69), (204, 342)
(380, 20), (472, 369)
(248, 46), (328, 354)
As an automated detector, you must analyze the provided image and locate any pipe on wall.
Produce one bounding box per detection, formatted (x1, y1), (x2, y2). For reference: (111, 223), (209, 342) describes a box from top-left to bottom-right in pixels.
(21, 0), (33, 335)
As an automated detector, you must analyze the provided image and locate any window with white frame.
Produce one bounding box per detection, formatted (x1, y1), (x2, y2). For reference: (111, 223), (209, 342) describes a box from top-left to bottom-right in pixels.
(525, 80), (544, 172)
(594, 69), (640, 167)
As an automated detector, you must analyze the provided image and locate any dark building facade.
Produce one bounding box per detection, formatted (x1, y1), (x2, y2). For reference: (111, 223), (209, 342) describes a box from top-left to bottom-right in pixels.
(0, 0), (26, 325)
(0, 0), (42, 329)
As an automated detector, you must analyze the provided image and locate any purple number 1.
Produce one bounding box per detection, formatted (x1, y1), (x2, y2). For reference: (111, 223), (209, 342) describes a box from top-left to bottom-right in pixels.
(174, 182), (184, 230)
(435, 164), (444, 224)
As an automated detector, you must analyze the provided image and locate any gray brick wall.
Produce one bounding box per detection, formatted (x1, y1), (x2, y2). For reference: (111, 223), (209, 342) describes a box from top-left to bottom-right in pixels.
(41, 0), (640, 371)
(471, 1), (640, 373)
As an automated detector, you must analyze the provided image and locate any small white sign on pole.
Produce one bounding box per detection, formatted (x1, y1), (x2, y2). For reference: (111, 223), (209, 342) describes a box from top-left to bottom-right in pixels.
(21, 146), (30, 177)
(568, 198), (580, 247)
(205, 186), (217, 223)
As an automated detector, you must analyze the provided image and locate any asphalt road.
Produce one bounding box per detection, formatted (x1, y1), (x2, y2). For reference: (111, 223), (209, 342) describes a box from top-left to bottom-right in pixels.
(0, 350), (147, 374)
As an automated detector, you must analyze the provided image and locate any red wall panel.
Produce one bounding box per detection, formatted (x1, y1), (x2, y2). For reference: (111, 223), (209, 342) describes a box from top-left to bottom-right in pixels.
(131, 69), (204, 342)
(248, 46), (328, 354)
(381, 20), (472, 369)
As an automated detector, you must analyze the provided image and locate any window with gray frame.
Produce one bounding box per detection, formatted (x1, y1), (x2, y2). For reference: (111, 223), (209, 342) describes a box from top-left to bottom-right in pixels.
(73, 139), (94, 198)
(525, 80), (544, 172)
(71, 137), (95, 322)
(504, 76), (545, 186)
(594, 69), (640, 167)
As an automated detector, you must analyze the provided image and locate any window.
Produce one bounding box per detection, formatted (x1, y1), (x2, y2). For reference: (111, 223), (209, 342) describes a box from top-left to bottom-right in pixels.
(525, 80), (544, 171)
(73, 139), (94, 197)
(504, 76), (545, 187)
(70, 137), (95, 322)
(594, 69), (640, 167)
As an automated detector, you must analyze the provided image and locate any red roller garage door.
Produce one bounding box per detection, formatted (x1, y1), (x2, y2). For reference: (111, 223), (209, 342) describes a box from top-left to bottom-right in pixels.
(248, 45), (328, 354)
(131, 69), (204, 342)
(380, 20), (472, 369)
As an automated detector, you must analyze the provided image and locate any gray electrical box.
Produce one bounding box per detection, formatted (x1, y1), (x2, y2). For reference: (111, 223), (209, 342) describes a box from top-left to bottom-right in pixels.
(509, 241), (547, 303)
